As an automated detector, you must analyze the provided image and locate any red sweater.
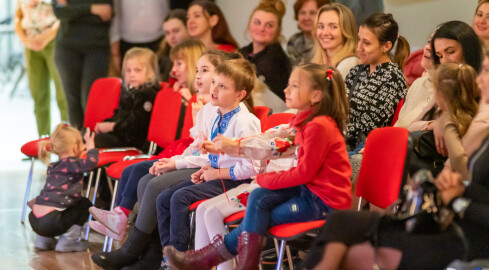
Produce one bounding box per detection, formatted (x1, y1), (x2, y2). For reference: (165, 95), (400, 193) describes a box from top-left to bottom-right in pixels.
(257, 111), (352, 209)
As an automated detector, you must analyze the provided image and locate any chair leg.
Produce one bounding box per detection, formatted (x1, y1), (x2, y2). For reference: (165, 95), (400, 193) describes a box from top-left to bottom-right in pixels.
(21, 157), (35, 224)
(357, 197), (363, 211)
(85, 171), (94, 199)
(285, 244), (294, 270)
(188, 211), (196, 250)
(275, 240), (286, 270)
(103, 178), (119, 252)
(85, 168), (102, 240)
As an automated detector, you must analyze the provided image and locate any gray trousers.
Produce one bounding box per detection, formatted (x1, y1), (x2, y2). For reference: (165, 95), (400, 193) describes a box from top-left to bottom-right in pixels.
(135, 168), (199, 233)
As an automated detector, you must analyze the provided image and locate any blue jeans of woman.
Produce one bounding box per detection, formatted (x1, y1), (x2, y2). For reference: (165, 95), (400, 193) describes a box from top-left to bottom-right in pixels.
(223, 185), (334, 254)
(115, 159), (157, 210)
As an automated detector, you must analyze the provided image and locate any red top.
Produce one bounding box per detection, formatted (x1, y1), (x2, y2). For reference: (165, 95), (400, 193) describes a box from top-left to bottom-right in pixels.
(216, 44), (237, 53)
(257, 110), (352, 210)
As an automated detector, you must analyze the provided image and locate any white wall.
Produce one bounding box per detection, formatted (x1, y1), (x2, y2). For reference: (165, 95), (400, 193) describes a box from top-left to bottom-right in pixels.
(217, 0), (478, 51)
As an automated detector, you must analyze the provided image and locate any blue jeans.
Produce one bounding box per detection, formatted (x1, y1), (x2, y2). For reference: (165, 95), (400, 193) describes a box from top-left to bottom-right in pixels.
(224, 186), (333, 254)
(348, 142), (365, 157)
(115, 159), (156, 210)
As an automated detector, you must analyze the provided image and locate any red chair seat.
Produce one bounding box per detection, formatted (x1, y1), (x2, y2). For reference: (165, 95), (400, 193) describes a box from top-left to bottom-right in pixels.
(269, 220), (325, 240)
(224, 211), (245, 225)
(88, 149), (142, 167)
(189, 199), (208, 211)
(20, 138), (50, 157)
(106, 158), (148, 179)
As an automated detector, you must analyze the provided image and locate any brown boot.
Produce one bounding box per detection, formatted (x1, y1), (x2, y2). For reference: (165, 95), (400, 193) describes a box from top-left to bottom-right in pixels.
(164, 234), (234, 270)
(234, 231), (267, 270)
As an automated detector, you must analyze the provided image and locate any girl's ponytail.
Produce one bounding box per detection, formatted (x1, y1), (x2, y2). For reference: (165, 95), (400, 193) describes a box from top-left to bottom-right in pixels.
(393, 35), (410, 70)
(38, 140), (52, 165)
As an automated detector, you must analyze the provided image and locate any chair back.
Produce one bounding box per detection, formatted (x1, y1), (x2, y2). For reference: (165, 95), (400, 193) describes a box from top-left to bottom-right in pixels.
(254, 106), (270, 132)
(83, 78), (122, 130)
(391, 98), (405, 126)
(180, 94), (198, 139)
(355, 127), (412, 209)
(264, 113), (295, 131)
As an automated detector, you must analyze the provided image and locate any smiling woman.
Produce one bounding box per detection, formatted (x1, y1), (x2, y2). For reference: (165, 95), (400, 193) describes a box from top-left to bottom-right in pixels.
(473, 0), (489, 51)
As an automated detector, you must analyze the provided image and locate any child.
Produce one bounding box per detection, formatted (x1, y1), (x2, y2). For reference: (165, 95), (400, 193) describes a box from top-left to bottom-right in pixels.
(91, 58), (260, 270)
(164, 63), (353, 270)
(87, 50), (227, 242)
(28, 124), (98, 252)
(14, 0), (68, 137)
(93, 47), (161, 152)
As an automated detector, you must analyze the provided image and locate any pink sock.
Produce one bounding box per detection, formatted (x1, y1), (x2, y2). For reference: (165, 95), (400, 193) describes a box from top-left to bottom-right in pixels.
(119, 207), (131, 217)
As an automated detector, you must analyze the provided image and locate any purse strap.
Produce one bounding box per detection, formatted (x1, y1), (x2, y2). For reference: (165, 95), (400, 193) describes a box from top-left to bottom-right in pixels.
(348, 65), (364, 102)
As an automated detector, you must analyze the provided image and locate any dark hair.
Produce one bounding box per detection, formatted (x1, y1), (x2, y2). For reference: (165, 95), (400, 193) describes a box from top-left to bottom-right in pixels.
(189, 1), (239, 49)
(157, 9), (188, 59)
(362, 13), (410, 69)
(293, 0), (331, 20)
(430, 21), (483, 73)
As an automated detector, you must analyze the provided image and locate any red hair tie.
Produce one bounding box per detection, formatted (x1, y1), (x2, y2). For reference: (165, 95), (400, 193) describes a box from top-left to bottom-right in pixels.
(326, 69), (334, 81)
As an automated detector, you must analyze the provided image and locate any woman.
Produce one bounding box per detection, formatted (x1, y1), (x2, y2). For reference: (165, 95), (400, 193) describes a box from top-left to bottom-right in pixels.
(186, 1), (238, 52)
(286, 0), (330, 66)
(311, 3), (358, 79)
(157, 9), (190, 82)
(239, 0), (292, 101)
(473, 0), (489, 52)
(52, 0), (112, 130)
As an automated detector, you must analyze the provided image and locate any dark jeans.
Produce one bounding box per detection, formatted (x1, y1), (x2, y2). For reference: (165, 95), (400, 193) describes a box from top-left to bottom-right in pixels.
(28, 197), (92, 237)
(54, 42), (109, 129)
(115, 159), (156, 210)
(224, 186), (334, 254)
(156, 179), (252, 251)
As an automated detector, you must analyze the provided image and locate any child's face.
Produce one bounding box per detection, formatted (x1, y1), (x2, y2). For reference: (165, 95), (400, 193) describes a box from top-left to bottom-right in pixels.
(124, 58), (149, 88)
(194, 55), (215, 102)
(210, 73), (243, 109)
(172, 58), (188, 86)
(284, 68), (318, 111)
(163, 18), (189, 48)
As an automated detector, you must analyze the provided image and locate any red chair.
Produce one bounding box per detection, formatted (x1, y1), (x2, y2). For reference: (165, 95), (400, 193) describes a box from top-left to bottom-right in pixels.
(268, 127), (411, 270)
(254, 106), (270, 132)
(264, 113), (295, 131)
(19, 77), (121, 224)
(403, 48), (424, 86)
(390, 98), (405, 126)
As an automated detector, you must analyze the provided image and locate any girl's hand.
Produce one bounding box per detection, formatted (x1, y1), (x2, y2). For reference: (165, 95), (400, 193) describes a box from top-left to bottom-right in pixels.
(213, 134), (239, 156)
(84, 128), (95, 150)
(94, 122), (115, 133)
(153, 158), (176, 175)
(191, 97), (204, 124)
(200, 141), (218, 154)
(432, 119), (447, 157)
(191, 168), (205, 184)
(179, 87), (192, 104)
(434, 169), (465, 205)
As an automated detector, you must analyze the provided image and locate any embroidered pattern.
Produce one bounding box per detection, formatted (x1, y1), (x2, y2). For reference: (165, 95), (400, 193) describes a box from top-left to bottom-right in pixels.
(209, 106), (242, 168)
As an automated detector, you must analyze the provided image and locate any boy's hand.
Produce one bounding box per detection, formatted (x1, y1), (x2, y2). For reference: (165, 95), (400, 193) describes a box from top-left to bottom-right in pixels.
(191, 168), (205, 184)
(94, 122), (115, 133)
(200, 165), (221, 182)
(84, 128), (95, 150)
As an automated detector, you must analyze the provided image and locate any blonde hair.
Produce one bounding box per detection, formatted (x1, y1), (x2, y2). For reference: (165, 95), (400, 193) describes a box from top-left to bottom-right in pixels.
(295, 63), (349, 132)
(38, 124), (83, 165)
(476, 0), (489, 13)
(215, 59), (257, 114)
(122, 47), (160, 87)
(247, 0), (286, 44)
(433, 63), (480, 136)
(170, 39), (206, 93)
(311, 3), (357, 67)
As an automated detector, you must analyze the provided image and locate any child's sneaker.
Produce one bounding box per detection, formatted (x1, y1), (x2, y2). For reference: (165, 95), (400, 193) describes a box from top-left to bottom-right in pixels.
(34, 235), (57, 251)
(89, 206), (128, 236)
(55, 225), (88, 252)
(88, 220), (125, 241)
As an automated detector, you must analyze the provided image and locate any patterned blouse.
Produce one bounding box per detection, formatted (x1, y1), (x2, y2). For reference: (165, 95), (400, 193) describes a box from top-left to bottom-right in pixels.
(286, 32), (314, 67)
(345, 62), (407, 148)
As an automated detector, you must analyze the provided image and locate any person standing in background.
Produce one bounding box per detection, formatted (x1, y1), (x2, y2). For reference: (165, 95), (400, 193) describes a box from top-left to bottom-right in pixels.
(334, 0), (383, 26)
(14, 0), (68, 137)
(52, 0), (112, 130)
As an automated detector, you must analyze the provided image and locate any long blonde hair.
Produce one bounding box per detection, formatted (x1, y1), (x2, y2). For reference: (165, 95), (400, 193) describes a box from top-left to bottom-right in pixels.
(38, 124), (83, 165)
(170, 39), (206, 93)
(433, 63), (480, 136)
(122, 47), (160, 87)
(311, 3), (357, 67)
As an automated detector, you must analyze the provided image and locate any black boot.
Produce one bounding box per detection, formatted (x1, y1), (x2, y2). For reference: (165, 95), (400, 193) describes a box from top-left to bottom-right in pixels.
(121, 229), (163, 270)
(91, 227), (153, 269)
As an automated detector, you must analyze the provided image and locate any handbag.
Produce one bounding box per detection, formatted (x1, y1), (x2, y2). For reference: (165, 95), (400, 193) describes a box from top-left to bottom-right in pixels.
(408, 130), (447, 177)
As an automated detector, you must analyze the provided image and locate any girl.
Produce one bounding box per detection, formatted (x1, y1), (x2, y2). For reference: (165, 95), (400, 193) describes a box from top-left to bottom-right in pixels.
(158, 9), (190, 82)
(164, 63), (352, 270)
(89, 52), (247, 270)
(14, 0), (68, 137)
(287, 0), (330, 66)
(93, 47), (160, 153)
(473, 0), (489, 52)
(187, 1), (238, 52)
(239, 0), (292, 101)
(345, 13), (409, 150)
(28, 124), (98, 252)
(303, 61), (486, 270)
(311, 3), (359, 79)
(87, 43), (207, 242)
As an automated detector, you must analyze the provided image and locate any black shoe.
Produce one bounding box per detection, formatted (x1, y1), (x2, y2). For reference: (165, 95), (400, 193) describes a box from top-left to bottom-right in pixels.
(121, 229), (162, 270)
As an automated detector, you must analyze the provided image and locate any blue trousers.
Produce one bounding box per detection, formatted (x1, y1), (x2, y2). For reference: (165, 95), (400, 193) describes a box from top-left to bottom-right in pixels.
(224, 185), (333, 254)
(156, 179), (251, 251)
(115, 159), (156, 210)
